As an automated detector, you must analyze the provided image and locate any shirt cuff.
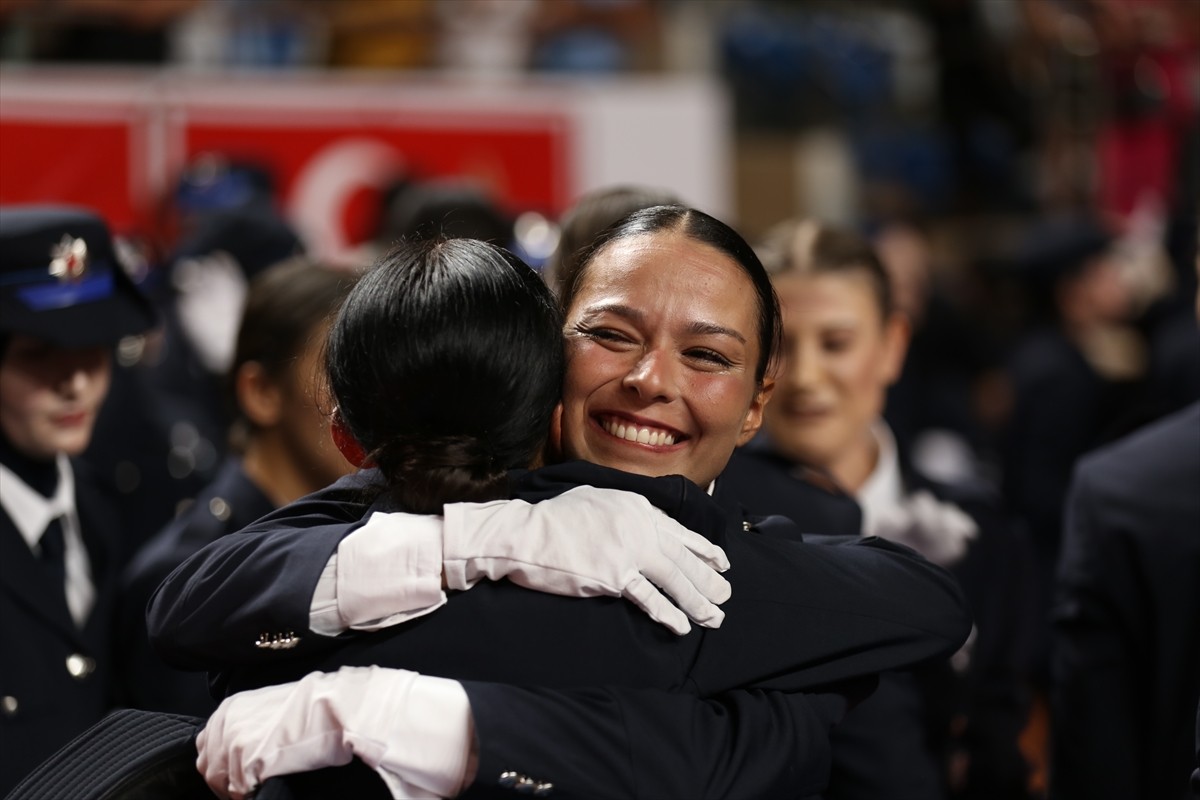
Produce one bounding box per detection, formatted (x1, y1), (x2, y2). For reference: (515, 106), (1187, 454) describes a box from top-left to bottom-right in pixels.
(334, 512), (448, 631)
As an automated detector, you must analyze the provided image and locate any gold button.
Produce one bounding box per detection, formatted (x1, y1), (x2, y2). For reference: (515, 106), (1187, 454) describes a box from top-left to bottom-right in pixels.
(65, 653), (95, 679)
(1, 695), (17, 716)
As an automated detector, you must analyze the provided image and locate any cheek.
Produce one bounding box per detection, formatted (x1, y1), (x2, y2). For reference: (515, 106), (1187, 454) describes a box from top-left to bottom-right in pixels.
(564, 343), (622, 404)
(688, 375), (755, 432)
(0, 375), (41, 423)
(91, 363), (113, 406)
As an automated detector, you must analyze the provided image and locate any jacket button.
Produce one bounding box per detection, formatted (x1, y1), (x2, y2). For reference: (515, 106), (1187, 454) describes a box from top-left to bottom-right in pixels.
(533, 782), (554, 797)
(209, 497), (232, 522)
(65, 653), (95, 679)
(515, 776), (537, 793)
(1, 696), (17, 717)
(498, 772), (520, 788)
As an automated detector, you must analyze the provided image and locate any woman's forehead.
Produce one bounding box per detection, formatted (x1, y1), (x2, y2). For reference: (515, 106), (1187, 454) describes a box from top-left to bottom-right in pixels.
(578, 231), (754, 298)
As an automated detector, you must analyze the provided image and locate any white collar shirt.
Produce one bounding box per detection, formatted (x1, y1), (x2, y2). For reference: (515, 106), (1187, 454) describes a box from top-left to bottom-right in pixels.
(855, 422), (906, 538)
(0, 453), (95, 626)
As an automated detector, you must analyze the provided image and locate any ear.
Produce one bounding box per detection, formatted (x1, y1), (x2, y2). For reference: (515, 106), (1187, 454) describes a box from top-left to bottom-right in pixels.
(881, 313), (911, 386)
(330, 407), (373, 468)
(736, 377), (776, 446)
(236, 361), (283, 428)
(539, 402), (564, 466)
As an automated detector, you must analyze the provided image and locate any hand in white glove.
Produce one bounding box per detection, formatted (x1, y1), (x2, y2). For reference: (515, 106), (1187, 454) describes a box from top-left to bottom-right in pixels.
(442, 485), (732, 635)
(198, 666), (473, 800)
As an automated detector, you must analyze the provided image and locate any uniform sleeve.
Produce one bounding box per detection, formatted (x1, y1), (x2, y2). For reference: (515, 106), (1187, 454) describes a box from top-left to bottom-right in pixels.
(682, 532), (972, 693)
(459, 682), (865, 800)
(1049, 464), (1139, 800)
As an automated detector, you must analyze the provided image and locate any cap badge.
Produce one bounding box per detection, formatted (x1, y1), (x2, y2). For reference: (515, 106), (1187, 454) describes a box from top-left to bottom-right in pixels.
(49, 235), (89, 282)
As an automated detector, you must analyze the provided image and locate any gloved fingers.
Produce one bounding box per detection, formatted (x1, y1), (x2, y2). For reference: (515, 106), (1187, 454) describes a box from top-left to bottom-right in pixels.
(195, 724), (229, 799)
(638, 554), (727, 629)
(622, 576), (692, 635)
(672, 544), (733, 607)
(660, 519), (731, 572)
(197, 708), (256, 800)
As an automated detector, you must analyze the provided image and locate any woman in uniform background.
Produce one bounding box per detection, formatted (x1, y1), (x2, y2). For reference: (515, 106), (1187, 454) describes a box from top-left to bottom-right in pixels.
(0, 205), (156, 795)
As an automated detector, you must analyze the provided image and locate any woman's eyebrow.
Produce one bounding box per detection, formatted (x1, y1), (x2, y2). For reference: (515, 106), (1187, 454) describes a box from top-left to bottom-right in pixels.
(577, 303), (644, 324)
(687, 320), (746, 344)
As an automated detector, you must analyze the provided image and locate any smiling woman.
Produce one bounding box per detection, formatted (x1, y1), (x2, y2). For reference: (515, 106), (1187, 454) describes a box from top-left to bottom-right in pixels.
(557, 205), (779, 488)
(742, 217), (1038, 799)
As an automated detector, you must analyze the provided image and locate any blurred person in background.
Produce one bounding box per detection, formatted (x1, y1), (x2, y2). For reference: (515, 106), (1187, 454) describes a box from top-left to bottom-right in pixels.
(322, 0), (434, 70)
(0, 205), (156, 795)
(117, 257), (356, 717)
(83, 158), (304, 551)
(872, 219), (1002, 486)
(1051, 393), (1200, 800)
(1049, 249), (1200, 800)
(528, 0), (661, 74)
(1000, 215), (1146, 684)
(743, 218), (1036, 800)
(17, 0), (198, 64)
(352, 178), (514, 268)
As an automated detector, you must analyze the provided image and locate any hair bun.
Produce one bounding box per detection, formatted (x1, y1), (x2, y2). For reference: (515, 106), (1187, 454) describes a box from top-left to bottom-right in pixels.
(371, 435), (509, 514)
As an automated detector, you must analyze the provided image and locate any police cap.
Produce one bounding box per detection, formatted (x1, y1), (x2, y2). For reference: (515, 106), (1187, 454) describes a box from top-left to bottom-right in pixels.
(0, 205), (157, 348)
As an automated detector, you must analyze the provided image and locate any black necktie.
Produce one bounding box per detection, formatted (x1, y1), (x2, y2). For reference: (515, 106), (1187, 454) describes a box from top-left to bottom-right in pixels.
(38, 515), (67, 591)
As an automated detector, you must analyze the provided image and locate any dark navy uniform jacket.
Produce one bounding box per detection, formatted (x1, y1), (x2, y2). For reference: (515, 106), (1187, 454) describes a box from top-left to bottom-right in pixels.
(0, 458), (125, 796)
(117, 456), (275, 716)
(724, 445), (1037, 800)
(1051, 401), (1200, 800)
(148, 461), (971, 799)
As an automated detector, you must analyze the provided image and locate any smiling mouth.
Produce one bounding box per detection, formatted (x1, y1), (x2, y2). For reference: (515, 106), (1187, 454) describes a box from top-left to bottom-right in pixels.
(598, 416), (681, 447)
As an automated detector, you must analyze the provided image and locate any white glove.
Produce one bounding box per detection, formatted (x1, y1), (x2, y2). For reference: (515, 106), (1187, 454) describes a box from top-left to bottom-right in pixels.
(197, 666), (473, 800)
(442, 485), (731, 635)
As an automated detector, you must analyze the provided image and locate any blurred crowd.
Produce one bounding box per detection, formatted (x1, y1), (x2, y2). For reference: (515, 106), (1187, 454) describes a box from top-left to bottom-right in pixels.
(1, 1), (1198, 799)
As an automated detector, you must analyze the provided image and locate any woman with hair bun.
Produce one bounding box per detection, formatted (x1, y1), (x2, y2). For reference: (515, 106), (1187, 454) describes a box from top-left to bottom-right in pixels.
(153, 210), (971, 800)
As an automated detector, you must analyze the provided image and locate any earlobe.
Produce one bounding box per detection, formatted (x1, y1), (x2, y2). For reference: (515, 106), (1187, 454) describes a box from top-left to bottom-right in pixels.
(236, 362), (283, 428)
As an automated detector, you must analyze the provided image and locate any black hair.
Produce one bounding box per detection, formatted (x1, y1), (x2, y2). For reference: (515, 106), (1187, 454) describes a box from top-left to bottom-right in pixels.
(564, 204), (782, 383)
(227, 258), (357, 449)
(756, 219), (894, 319)
(328, 238), (563, 513)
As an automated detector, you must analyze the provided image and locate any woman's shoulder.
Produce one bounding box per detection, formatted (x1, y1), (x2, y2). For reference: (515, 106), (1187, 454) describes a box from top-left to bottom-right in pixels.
(515, 461), (728, 542)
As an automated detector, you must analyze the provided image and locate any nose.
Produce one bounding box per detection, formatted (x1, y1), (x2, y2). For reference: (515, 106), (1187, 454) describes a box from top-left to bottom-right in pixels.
(784, 340), (820, 391)
(621, 349), (679, 403)
(57, 350), (105, 399)
(59, 365), (92, 399)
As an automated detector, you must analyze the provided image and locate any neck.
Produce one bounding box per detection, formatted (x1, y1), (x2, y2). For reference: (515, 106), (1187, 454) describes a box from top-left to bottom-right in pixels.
(0, 432), (59, 497)
(240, 434), (318, 508)
(828, 429), (880, 495)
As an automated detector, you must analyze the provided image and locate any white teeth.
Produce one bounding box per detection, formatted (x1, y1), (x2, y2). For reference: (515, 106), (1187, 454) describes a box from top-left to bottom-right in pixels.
(602, 419), (676, 446)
